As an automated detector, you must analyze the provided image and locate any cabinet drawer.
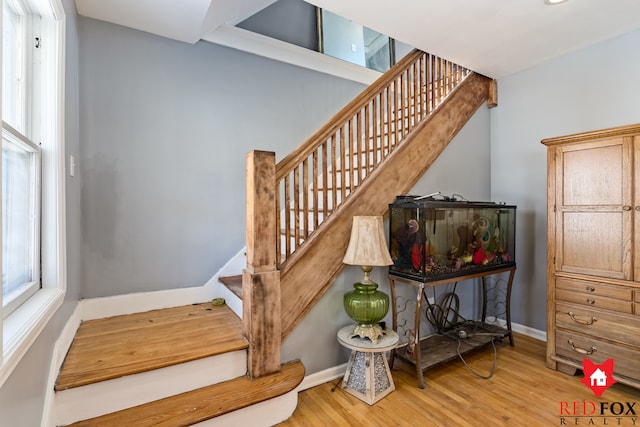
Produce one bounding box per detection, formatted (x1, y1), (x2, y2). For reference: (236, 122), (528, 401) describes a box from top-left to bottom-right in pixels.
(555, 302), (640, 347)
(555, 330), (640, 381)
(556, 289), (633, 314)
(635, 290), (640, 302)
(556, 277), (632, 301)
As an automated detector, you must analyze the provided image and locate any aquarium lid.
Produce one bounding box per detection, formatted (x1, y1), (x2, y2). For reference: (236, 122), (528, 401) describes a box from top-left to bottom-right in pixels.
(390, 194), (516, 210)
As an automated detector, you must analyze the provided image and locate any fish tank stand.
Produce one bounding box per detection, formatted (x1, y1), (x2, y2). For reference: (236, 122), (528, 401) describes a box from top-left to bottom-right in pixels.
(388, 265), (516, 389)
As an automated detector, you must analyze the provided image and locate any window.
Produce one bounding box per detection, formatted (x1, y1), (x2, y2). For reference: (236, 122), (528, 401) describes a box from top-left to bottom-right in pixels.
(317, 9), (395, 73)
(3, 0), (42, 319)
(0, 0), (65, 386)
(2, 124), (41, 318)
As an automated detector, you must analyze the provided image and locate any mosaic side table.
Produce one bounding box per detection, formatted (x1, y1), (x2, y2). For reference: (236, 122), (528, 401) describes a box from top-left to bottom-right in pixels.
(337, 325), (399, 405)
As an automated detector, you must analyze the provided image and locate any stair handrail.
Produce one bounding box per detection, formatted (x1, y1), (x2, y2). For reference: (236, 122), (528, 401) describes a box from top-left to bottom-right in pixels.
(274, 49), (471, 268)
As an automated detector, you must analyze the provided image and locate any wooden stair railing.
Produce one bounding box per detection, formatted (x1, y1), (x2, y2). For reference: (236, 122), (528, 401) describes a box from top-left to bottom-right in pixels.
(276, 49), (470, 268)
(244, 49), (494, 379)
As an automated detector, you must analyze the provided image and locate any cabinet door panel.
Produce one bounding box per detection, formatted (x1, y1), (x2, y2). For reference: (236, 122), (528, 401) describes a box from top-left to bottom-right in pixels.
(562, 144), (624, 206)
(559, 211), (628, 278)
(555, 138), (632, 280)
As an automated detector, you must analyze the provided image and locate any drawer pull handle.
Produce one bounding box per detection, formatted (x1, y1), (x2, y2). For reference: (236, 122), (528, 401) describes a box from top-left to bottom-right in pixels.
(586, 298), (595, 304)
(568, 312), (597, 325)
(568, 340), (596, 355)
(585, 286), (595, 292)
(623, 205), (632, 211)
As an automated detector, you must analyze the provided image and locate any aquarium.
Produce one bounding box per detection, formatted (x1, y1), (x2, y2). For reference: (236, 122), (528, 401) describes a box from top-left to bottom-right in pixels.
(389, 195), (516, 282)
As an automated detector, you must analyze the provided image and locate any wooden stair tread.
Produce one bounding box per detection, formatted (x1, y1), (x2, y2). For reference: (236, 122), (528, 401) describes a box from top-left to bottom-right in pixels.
(56, 303), (247, 391)
(67, 360), (305, 427)
(219, 275), (243, 300)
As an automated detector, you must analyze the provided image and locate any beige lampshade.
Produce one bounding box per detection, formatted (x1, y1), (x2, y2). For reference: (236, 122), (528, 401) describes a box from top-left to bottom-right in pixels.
(343, 216), (393, 266)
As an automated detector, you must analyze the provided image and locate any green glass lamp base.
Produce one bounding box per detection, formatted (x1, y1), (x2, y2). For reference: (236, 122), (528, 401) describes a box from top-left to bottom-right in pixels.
(344, 279), (389, 344)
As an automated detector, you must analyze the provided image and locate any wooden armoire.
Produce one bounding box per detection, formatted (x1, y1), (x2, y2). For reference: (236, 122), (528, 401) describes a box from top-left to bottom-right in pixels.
(542, 123), (640, 388)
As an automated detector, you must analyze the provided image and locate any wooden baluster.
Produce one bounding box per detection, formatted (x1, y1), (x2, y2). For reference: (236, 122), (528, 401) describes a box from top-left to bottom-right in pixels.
(356, 111), (362, 187)
(322, 140), (328, 221)
(283, 174), (290, 263)
(331, 133), (337, 211)
(414, 57), (420, 124)
(303, 158), (309, 239)
(340, 124), (347, 200)
(415, 55), (420, 121)
(386, 83), (393, 152)
(293, 166), (300, 252)
(438, 58), (445, 105)
(398, 73), (404, 139)
(348, 118), (355, 193)
(312, 150), (319, 231)
(430, 54), (436, 112)
(372, 94), (379, 167)
(364, 102), (371, 176)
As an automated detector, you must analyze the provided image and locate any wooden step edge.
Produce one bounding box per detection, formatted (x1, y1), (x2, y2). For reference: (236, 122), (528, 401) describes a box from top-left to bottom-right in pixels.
(219, 275), (243, 300)
(67, 360), (305, 427)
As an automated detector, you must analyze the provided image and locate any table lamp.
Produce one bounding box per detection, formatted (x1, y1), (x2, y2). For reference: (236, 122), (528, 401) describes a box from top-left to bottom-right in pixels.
(343, 216), (394, 343)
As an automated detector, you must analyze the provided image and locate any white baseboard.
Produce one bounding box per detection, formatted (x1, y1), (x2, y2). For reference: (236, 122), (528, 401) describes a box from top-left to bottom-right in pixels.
(297, 362), (347, 392)
(512, 321), (546, 342)
(41, 301), (82, 427)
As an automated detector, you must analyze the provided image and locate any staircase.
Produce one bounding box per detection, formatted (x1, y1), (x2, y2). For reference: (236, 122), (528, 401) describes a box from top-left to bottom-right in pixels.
(50, 49), (494, 426)
(243, 49), (494, 377)
(52, 302), (304, 426)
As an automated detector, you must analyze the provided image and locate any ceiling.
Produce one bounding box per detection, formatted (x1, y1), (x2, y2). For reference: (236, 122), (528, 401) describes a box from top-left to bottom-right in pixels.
(74, 0), (640, 79)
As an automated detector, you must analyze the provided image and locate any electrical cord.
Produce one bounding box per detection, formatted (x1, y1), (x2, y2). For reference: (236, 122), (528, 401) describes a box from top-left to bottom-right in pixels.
(455, 333), (497, 379)
(424, 284), (460, 333)
(424, 290), (501, 379)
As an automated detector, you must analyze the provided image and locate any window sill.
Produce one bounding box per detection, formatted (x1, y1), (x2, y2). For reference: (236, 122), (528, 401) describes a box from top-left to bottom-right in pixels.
(0, 287), (64, 387)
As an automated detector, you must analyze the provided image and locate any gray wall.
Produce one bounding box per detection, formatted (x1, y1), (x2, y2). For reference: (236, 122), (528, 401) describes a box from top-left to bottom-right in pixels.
(238, 0), (318, 50)
(78, 18), (366, 298)
(490, 28), (640, 332)
(0, 0), (82, 424)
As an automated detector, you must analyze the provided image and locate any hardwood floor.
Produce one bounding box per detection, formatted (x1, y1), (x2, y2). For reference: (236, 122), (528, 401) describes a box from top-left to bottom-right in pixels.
(278, 333), (640, 426)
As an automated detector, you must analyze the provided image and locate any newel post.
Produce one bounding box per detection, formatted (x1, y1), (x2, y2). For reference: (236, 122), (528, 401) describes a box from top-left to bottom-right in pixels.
(243, 150), (281, 378)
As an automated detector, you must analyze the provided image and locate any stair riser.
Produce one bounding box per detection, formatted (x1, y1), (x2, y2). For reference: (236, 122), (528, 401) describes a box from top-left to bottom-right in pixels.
(54, 350), (247, 426)
(192, 390), (298, 427)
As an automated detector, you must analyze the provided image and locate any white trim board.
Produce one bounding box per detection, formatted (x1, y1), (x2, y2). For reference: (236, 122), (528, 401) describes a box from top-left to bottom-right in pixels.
(202, 25), (381, 85)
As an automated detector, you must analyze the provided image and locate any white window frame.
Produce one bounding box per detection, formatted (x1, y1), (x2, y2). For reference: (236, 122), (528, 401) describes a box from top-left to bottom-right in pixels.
(2, 122), (42, 318)
(0, 0), (66, 387)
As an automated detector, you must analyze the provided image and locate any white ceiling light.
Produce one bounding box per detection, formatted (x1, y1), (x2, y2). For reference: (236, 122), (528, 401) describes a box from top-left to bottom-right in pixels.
(545, 0), (568, 4)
